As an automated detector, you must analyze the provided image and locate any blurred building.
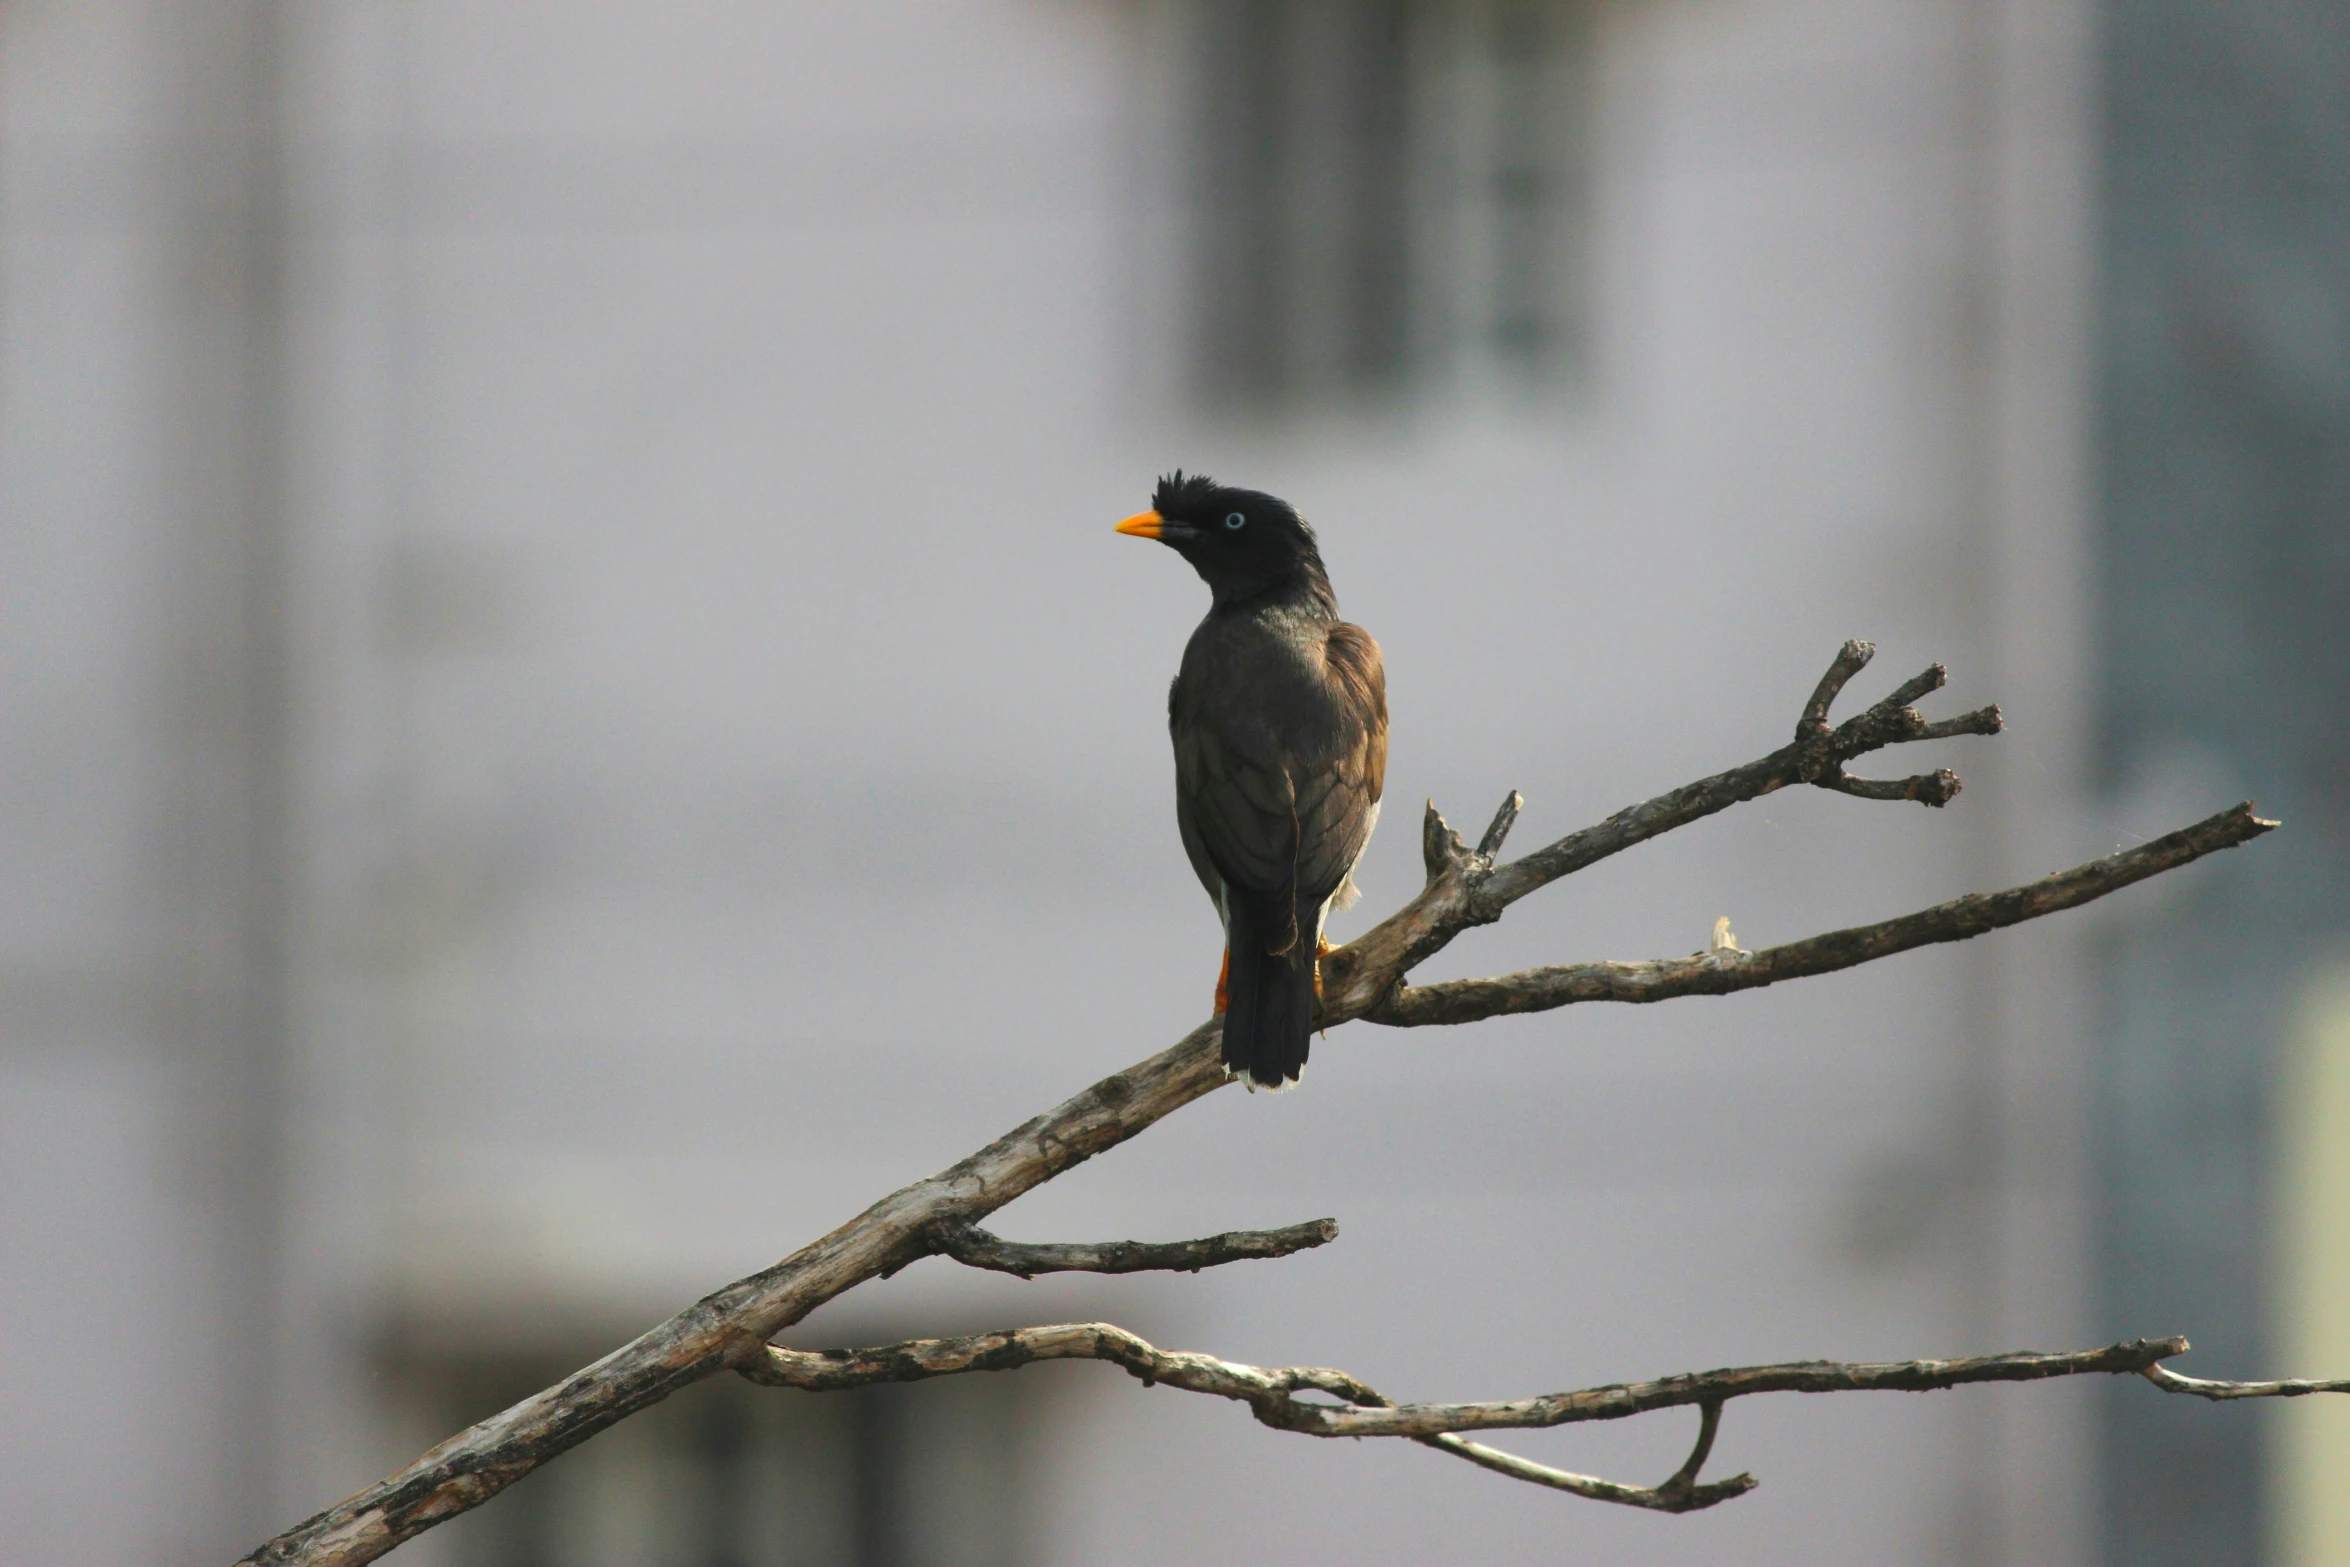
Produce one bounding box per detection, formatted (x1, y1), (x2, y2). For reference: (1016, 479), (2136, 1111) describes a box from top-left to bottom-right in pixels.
(2095, 6), (2350, 1563)
(0, 3), (2341, 1566)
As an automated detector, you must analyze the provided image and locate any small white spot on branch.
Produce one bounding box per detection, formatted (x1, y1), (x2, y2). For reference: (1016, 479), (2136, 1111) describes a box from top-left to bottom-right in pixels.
(1707, 915), (1749, 961)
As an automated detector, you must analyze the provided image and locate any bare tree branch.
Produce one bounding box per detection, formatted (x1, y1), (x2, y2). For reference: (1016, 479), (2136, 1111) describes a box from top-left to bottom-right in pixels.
(237, 643), (2281, 1567)
(935, 1217), (1338, 1278)
(237, 1023), (1234, 1567)
(1492, 646), (1999, 899)
(738, 1323), (2344, 1515)
(1320, 640), (2009, 1017)
(1369, 802), (2276, 1027)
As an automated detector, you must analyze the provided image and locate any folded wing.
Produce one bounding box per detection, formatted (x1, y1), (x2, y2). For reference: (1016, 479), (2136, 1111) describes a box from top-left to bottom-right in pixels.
(1174, 623), (1387, 943)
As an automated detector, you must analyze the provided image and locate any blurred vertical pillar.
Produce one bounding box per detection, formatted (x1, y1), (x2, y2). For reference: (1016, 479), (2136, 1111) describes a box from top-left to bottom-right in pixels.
(0, 2), (297, 1556)
(2094, 3), (2350, 1565)
(167, 1), (296, 1546)
(1964, 0), (2103, 1562)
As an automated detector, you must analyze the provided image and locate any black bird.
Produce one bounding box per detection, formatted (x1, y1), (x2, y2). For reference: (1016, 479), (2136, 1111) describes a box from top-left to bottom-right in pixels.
(1116, 474), (1387, 1088)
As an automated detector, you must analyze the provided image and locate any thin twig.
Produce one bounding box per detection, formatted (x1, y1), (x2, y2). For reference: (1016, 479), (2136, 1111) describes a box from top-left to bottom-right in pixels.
(1420, 1394), (1754, 1512)
(936, 1217), (1338, 1278)
(1492, 645), (1991, 900)
(1799, 638), (1880, 735)
(1477, 790), (1525, 858)
(1661, 1397), (1727, 1499)
(1420, 1431), (1757, 1512)
(2142, 1363), (2350, 1400)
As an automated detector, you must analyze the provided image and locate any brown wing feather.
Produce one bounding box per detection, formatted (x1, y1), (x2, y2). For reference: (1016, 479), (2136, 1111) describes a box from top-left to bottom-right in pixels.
(1294, 621), (1386, 897)
(1174, 722), (1296, 895)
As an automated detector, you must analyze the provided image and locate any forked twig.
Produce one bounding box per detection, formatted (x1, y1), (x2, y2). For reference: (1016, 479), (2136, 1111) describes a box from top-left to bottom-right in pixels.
(740, 1325), (2341, 1513)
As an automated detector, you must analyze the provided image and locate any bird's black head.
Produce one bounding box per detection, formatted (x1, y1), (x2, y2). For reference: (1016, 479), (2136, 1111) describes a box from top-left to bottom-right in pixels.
(1115, 471), (1335, 612)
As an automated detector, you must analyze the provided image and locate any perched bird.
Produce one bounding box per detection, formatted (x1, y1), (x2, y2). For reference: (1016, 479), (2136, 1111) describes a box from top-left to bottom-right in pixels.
(1116, 474), (1387, 1088)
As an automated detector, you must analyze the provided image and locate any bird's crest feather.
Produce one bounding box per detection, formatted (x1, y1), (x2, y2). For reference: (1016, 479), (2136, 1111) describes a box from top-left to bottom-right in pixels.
(1153, 470), (1223, 518)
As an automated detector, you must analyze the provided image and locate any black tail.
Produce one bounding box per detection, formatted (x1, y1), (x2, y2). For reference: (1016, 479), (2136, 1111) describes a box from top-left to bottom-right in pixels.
(1220, 893), (1319, 1088)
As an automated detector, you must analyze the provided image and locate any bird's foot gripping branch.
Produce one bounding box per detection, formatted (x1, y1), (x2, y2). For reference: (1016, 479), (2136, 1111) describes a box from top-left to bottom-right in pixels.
(243, 642), (2308, 1567)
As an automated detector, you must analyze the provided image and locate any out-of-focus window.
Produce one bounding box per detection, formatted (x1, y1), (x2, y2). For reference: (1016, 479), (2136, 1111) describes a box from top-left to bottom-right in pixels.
(1181, 0), (1593, 407)
(416, 1361), (1031, 1567)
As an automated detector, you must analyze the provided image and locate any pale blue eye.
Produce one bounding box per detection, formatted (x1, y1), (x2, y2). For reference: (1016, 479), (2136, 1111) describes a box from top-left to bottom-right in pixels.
(1223, 512), (1246, 531)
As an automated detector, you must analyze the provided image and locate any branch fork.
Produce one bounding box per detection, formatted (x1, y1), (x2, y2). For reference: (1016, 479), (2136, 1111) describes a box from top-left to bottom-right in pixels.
(1326, 639), (2023, 1022)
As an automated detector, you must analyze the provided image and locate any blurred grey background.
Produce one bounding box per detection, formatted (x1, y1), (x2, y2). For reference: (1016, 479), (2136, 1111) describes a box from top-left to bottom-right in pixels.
(2, 3), (2347, 1565)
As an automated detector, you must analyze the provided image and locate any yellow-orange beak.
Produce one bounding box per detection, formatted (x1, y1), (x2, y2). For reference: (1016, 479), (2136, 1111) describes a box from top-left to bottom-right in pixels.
(1114, 510), (1165, 540)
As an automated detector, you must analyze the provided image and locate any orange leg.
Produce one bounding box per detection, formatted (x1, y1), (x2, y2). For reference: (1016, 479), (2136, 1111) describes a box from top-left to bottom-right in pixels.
(1314, 937), (1332, 1006)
